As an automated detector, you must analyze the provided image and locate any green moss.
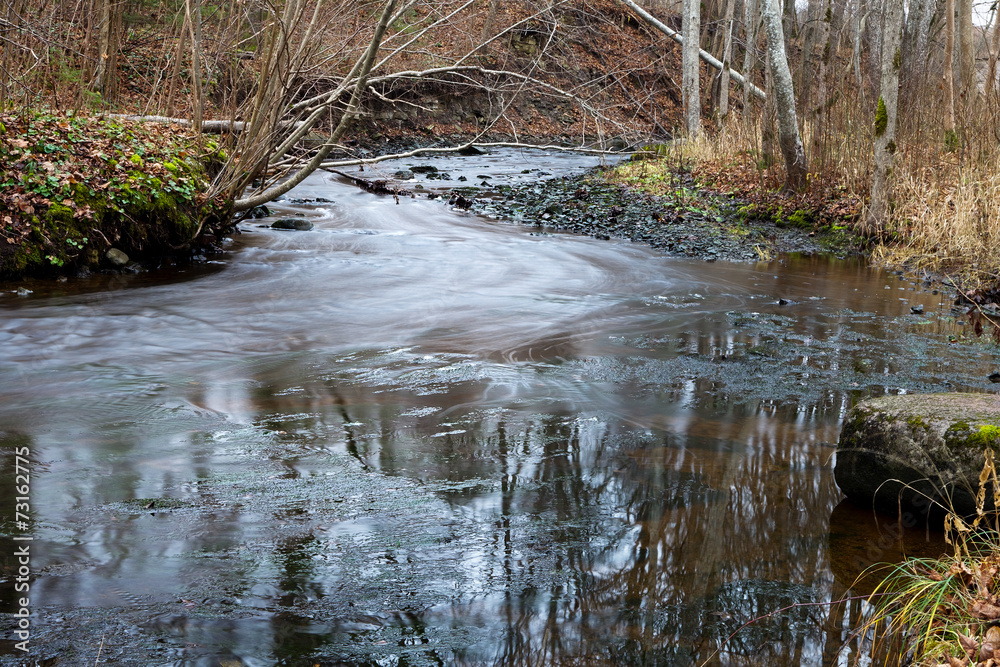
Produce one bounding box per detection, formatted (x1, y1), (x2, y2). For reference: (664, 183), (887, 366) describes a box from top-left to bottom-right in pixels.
(44, 203), (74, 225)
(786, 209), (814, 229)
(874, 97), (888, 137)
(975, 424), (1000, 444)
(944, 129), (960, 152)
(943, 421), (1000, 450)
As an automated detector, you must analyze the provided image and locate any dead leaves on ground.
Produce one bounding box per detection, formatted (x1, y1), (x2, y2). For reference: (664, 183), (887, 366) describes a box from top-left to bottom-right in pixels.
(0, 110), (205, 248)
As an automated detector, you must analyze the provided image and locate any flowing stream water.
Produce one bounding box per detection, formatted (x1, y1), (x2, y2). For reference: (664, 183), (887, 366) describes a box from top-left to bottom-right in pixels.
(0, 149), (994, 666)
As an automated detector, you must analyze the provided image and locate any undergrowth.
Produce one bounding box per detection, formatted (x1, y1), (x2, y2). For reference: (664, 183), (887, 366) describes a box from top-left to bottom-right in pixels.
(857, 451), (1000, 667)
(0, 107), (226, 276)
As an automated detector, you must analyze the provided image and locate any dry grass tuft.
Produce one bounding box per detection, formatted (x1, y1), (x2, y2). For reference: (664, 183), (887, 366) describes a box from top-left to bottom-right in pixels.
(856, 452), (1000, 667)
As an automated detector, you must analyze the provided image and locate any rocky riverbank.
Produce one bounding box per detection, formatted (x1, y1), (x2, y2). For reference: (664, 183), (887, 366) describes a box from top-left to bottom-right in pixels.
(467, 165), (851, 262)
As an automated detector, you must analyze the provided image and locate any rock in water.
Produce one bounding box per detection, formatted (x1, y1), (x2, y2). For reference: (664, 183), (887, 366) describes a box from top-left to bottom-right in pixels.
(271, 219), (314, 231)
(106, 248), (130, 266)
(835, 393), (1000, 520)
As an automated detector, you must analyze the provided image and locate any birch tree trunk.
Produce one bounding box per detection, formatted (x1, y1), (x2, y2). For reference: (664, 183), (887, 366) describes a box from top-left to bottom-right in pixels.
(867, 0), (903, 230)
(762, 0), (808, 190)
(945, 0), (956, 132)
(683, 0), (702, 137)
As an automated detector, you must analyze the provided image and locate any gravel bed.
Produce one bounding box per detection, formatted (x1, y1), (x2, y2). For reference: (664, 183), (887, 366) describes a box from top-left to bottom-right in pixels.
(471, 169), (837, 261)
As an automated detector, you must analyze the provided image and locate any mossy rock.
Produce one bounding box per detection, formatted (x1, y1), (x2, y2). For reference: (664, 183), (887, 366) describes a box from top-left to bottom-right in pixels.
(835, 393), (1000, 520)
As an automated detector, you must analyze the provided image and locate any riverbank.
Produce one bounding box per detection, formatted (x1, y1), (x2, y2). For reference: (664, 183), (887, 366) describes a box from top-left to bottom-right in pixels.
(473, 164), (849, 261)
(0, 116), (858, 282)
(0, 110), (226, 279)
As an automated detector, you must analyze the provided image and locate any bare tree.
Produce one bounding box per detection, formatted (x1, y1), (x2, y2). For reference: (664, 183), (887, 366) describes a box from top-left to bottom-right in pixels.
(945, 0), (957, 132)
(219, 0), (401, 213)
(988, 6), (1000, 96)
(762, 0), (807, 189)
(868, 0), (904, 229)
(716, 0), (736, 120)
(959, 0), (976, 104)
(901, 0), (934, 98)
(683, 0), (702, 137)
(92, 0), (123, 101)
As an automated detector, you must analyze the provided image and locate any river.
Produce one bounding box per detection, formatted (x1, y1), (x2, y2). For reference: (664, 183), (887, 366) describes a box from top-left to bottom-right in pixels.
(0, 149), (990, 665)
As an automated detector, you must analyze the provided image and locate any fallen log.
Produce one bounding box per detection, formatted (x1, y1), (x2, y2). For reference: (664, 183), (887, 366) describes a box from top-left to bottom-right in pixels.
(618, 0), (766, 101)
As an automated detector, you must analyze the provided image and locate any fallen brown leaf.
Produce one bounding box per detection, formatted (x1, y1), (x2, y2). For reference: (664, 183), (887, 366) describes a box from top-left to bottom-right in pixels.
(959, 632), (979, 656)
(973, 600), (1000, 620)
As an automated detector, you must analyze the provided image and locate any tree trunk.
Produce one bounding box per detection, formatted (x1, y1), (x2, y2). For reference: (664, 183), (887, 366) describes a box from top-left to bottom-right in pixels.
(742, 0), (761, 110)
(797, 0), (820, 117)
(958, 0), (976, 105)
(762, 45), (778, 167)
(186, 0), (204, 133)
(762, 0), (808, 190)
(683, 0), (702, 137)
(944, 0), (956, 131)
(863, 0), (882, 93)
(814, 0), (832, 119)
(901, 0), (934, 104)
(92, 0), (122, 102)
(988, 7), (1000, 96)
(782, 0), (797, 38)
(164, 13), (189, 118)
(867, 0), (904, 230)
(717, 0), (737, 120)
(231, 0), (400, 212)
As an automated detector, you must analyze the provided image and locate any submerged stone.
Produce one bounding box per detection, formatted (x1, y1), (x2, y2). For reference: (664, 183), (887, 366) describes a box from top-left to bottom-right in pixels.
(271, 219), (314, 231)
(835, 393), (1000, 520)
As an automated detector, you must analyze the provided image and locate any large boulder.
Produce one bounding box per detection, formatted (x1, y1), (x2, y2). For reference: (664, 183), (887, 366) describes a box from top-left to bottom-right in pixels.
(835, 393), (1000, 520)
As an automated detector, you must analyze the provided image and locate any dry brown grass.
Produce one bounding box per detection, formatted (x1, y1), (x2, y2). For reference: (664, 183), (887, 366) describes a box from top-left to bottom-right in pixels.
(657, 71), (1000, 283)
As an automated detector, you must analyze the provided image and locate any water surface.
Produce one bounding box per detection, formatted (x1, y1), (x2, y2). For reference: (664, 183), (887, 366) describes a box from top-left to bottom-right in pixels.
(0, 149), (989, 666)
